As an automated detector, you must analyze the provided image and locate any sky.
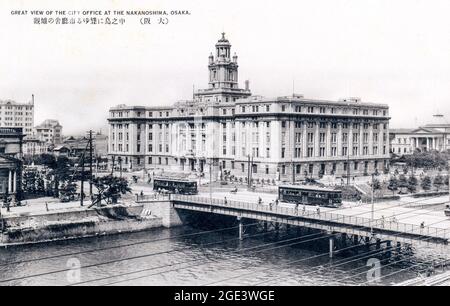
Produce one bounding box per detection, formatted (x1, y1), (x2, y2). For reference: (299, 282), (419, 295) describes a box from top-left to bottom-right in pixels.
(1, 0), (450, 135)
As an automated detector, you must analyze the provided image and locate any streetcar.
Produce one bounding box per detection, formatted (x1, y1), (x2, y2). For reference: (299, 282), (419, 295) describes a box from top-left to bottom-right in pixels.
(278, 185), (342, 208)
(153, 177), (198, 195)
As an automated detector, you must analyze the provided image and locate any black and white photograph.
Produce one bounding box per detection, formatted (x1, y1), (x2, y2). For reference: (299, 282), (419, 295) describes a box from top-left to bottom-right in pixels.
(1, 0), (450, 293)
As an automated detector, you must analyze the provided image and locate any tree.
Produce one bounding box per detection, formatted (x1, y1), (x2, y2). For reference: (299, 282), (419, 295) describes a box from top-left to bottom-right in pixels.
(92, 175), (131, 206)
(403, 167), (409, 175)
(37, 154), (57, 168)
(59, 181), (78, 202)
(371, 178), (382, 197)
(387, 176), (398, 195)
(433, 174), (444, 191)
(407, 175), (418, 193)
(398, 174), (408, 193)
(421, 176), (432, 192)
(50, 156), (72, 198)
(22, 168), (38, 195)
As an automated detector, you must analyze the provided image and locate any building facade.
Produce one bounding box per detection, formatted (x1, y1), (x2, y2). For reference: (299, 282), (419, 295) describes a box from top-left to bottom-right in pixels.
(0, 96), (34, 136)
(0, 127), (24, 198)
(23, 136), (48, 156)
(108, 34), (390, 181)
(390, 116), (450, 155)
(35, 119), (63, 145)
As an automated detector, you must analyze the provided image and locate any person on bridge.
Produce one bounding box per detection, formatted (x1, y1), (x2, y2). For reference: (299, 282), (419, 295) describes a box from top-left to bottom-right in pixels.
(381, 215), (385, 228)
(316, 205), (320, 217)
(302, 204), (306, 215)
(224, 197), (228, 205)
(258, 197), (262, 205)
(420, 221), (425, 229)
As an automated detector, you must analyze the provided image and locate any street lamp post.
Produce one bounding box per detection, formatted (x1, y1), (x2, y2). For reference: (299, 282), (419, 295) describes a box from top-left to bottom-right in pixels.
(371, 173), (375, 234)
(207, 158), (213, 204)
(118, 157), (123, 178)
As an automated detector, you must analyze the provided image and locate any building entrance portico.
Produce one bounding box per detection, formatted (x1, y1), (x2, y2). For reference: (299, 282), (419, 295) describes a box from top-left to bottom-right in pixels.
(411, 136), (440, 152)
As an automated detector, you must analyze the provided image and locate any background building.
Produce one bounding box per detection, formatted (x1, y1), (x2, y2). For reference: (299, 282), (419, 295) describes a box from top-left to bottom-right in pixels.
(35, 119), (63, 145)
(0, 96), (34, 136)
(390, 114), (450, 155)
(108, 34), (390, 181)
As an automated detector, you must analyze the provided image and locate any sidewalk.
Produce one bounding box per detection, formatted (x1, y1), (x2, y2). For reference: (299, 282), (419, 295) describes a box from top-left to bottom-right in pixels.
(0, 197), (93, 218)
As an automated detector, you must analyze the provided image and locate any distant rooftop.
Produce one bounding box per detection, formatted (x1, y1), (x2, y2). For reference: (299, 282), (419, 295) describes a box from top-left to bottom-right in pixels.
(390, 128), (415, 134)
(0, 99), (33, 105)
(36, 119), (62, 128)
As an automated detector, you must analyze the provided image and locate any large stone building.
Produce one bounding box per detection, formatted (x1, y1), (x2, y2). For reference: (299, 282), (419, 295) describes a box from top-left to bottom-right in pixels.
(108, 34), (390, 181)
(0, 96), (34, 136)
(390, 115), (450, 155)
(0, 127), (24, 198)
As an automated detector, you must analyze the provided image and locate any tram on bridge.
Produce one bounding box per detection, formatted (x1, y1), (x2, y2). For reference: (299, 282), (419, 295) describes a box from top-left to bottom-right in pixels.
(153, 177), (198, 195)
(278, 185), (343, 208)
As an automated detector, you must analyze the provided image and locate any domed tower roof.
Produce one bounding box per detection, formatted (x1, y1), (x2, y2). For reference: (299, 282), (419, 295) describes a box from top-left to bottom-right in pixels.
(215, 32), (231, 46)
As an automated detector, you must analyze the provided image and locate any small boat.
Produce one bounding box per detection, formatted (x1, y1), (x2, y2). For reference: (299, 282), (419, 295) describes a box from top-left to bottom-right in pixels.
(445, 205), (450, 217)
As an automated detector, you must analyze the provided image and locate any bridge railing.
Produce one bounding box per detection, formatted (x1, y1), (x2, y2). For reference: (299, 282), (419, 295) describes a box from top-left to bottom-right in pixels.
(171, 195), (449, 241)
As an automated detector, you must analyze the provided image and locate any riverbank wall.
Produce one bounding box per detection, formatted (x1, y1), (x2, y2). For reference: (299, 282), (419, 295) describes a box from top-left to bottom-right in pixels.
(0, 200), (184, 246)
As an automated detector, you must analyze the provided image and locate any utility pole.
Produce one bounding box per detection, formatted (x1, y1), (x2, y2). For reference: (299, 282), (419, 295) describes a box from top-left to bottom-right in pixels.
(80, 155), (85, 207)
(89, 130), (93, 196)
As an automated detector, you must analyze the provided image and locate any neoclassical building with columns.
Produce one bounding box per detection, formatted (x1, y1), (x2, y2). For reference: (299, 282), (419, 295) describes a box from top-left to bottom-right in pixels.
(108, 33), (391, 181)
(0, 127), (23, 198)
(390, 116), (450, 155)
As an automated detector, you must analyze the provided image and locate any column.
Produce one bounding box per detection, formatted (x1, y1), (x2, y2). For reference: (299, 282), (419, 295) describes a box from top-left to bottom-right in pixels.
(8, 170), (12, 194)
(314, 123), (320, 157)
(13, 170), (16, 193)
(337, 122), (343, 156)
(326, 122), (332, 157)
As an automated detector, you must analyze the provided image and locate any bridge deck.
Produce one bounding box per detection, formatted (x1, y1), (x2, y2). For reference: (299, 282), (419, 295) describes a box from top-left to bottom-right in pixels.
(170, 195), (449, 245)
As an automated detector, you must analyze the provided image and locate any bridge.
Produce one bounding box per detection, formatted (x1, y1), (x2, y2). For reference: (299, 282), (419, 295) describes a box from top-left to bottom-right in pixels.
(166, 194), (449, 257)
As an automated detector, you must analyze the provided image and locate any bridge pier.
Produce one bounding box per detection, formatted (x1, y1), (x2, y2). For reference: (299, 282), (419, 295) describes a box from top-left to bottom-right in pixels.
(376, 238), (381, 250)
(365, 236), (371, 251)
(329, 235), (335, 259)
(353, 235), (359, 246)
(386, 241), (392, 258)
(238, 217), (244, 241)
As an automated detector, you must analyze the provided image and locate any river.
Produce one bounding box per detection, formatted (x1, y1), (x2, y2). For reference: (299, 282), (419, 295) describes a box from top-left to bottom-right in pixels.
(0, 225), (448, 286)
